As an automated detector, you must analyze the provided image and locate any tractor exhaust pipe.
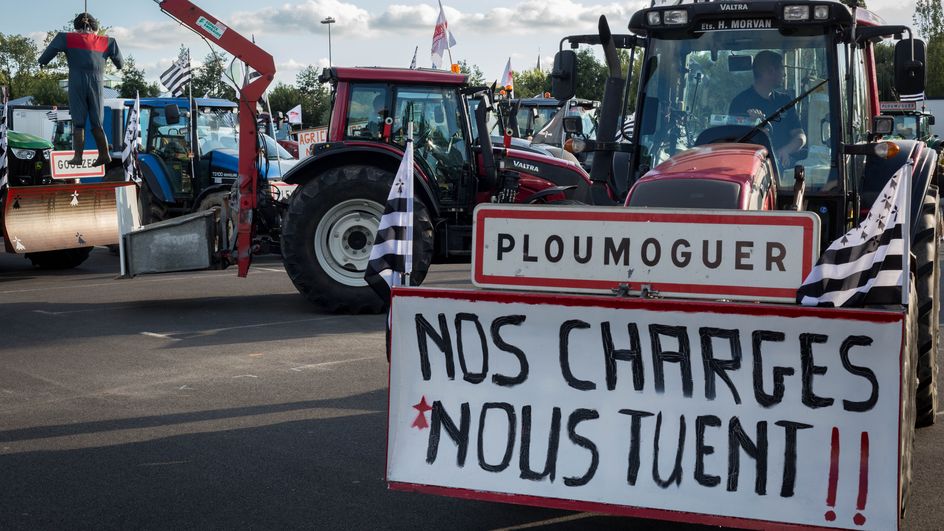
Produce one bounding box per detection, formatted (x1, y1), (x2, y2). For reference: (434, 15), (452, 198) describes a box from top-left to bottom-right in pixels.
(586, 15), (626, 205)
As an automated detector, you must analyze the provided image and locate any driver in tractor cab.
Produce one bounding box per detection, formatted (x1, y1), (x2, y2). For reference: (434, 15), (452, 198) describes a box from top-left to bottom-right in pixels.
(729, 50), (806, 168)
(366, 93), (387, 139)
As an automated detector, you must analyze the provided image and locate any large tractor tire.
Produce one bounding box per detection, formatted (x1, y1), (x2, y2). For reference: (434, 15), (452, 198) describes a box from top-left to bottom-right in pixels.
(900, 275), (919, 518)
(139, 181), (168, 225)
(914, 187), (940, 427)
(27, 247), (93, 269)
(281, 164), (434, 314)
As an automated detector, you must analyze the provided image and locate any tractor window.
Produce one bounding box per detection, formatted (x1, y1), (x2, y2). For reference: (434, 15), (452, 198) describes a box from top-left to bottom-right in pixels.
(196, 107), (238, 155)
(636, 31), (835, 191)
(892, 115), (919, 140)
(392, 86), (469, 192)
(345, 85), (388, 140)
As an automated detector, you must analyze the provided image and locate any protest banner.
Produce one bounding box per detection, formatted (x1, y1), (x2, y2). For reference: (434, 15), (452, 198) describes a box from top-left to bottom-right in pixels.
(296, 127), (327, 159)
(387, 288), (905, 530)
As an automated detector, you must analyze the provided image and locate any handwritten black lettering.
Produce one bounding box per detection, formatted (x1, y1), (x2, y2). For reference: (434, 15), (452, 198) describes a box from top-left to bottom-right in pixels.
(455, 313), (488, 384)
(416, 313), (455, 380)
(800, 333), (834, 408)
(751, 330), (794, 407)
(699, 327), (742, 404)
(695, 415), (722, 487)
(619, 409), (654, 485)
(519, 405), (561, 482)
(839, 335), (879, 412)
(564, 409), (600, 487)
(774, 420), (813, 497)
(560, 320), (596, 390)
(727, 417), (768, 495)
(490, 315), (529, 387)
(650, 325), (693, 397)
(477, 402), (516, 472)
(652, 412), (686, 488)
(428, 401), (470, 466)
(602, 322), (644, 391)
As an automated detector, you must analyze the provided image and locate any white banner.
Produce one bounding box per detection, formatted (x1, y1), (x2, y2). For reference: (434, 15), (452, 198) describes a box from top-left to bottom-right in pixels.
(388, 288), (904, 530)
(296, 127), (327, 159)
(472, 205), (820, 302)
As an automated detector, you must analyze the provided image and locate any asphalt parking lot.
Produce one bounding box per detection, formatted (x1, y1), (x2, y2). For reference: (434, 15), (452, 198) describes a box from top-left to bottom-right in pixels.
(1, 248), (942, 530)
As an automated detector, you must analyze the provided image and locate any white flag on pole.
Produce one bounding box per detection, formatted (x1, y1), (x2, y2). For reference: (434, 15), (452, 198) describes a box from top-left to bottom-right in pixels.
(287, 104), (303, 125)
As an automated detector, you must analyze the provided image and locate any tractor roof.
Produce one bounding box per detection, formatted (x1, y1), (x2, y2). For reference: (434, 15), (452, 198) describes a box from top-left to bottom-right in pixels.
(322, 67), (468, 86)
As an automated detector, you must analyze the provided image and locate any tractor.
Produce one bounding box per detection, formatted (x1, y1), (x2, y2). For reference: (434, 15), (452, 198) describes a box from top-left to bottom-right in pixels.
(279, 67), (596, 313)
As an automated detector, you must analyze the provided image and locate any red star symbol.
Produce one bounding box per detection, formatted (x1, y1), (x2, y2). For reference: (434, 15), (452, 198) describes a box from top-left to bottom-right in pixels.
(411, 396), (433, 430)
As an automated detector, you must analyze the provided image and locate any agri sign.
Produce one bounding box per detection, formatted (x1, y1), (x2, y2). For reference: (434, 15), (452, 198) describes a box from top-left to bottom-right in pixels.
(388, 206), (905, 530)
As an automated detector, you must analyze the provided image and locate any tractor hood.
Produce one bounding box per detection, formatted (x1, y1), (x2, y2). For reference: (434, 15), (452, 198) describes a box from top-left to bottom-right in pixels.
(206, 147), (299, 179)
(7, 130), (52, 149)
(626, 143), (771, 210)
(500, 146), (590, 188)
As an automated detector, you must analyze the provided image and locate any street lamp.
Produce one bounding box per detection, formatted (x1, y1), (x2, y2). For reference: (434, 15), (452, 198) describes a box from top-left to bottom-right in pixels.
(321, 17), (336, 67)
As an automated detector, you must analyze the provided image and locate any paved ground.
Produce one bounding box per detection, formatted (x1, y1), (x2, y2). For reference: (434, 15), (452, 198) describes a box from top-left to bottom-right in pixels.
(0, 248), (941, 530)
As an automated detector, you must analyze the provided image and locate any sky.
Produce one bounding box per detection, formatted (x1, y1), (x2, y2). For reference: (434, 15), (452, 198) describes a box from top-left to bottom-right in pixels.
(4, 0), (919, 88)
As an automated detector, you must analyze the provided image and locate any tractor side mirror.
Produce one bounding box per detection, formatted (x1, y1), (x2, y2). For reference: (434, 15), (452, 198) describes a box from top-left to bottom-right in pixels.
(165, 104), (181, 125)
(873, 115), (895, 136)
(894, 38), (926, 97)
(929, 115), (936, 126)
(551, 50), (577, 101)
(562, 116), (583, 135)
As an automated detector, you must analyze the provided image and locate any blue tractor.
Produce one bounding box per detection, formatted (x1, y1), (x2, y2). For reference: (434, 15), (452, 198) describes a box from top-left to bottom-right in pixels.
(128, 97), (296, 224)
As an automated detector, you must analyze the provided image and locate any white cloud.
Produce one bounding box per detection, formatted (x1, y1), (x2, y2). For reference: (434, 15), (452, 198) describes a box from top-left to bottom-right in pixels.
(229, 0), (371, 36)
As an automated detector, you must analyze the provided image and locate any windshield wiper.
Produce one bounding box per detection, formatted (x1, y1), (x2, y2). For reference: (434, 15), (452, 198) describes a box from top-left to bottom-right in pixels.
(736, 78), (829, 143)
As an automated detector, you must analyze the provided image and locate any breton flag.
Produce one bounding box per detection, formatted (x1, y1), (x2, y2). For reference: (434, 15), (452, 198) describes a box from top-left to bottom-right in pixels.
(900, 91), (925, 103)
(46, 107), (58, 121)
(0, 86), (7, 190)
(364, 133), (414, 302)
(500, 58), (514, 91)
(797, 165), (911, 307)
(410, 45), (418, 70)
(160, 48), (191, 97)
(430, 1), (457, 69)
(122, 93), (142, 183)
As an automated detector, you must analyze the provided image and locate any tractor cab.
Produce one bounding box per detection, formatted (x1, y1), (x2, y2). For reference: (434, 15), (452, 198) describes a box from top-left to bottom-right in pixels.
(880, 101), (939, 145)
(613, 0), (931, 244)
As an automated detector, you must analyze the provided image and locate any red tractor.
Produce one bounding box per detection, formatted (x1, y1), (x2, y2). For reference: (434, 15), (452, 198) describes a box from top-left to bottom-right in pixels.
(279, 67), (595, 313)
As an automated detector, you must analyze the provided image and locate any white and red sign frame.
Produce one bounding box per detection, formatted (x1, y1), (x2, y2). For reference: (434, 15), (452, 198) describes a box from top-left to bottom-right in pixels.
(387, 288), (906, 531)
(50, 151), (106, 179)
(879, 101), (917, 112)
(472, 205), (820, 303)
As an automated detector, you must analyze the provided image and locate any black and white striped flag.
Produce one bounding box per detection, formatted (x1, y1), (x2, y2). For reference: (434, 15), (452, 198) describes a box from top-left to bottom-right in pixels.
(46, 107), (58, 122)
(0, 86), (8, 190)
(122, 93), (142, 183)
(900, 92), (925, 103)
(160, 48), (191, 97)
(797, 165), (910, 307)
(365, 136), (414, 302)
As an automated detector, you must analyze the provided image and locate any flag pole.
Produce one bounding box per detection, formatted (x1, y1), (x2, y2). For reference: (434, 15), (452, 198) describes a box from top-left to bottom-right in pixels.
(403, 118), (413, 287)
(439, 0), (454, 68)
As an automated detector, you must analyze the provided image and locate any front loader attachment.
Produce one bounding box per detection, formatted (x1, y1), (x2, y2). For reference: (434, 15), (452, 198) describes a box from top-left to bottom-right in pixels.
(2, 182), (135, 254)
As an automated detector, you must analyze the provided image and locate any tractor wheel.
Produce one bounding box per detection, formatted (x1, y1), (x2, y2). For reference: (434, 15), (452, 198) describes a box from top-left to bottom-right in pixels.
(139, 182), (168, 225)
(900, 275), (919, 518)
(281, 164), (434, 314)
(197, 191), (234, 252)
(27, 247), (93, 269)
(914, 187), (940, 427)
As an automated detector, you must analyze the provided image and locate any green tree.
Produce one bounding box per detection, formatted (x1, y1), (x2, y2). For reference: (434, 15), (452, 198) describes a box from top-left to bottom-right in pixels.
(457, 60), (486, 86)
(0, 32), (39, 100)
(29, 73), (67, 105)
(118, 56), (160, 98)
(190, 51), (236, 100)
(914, 0), (944, 98)
(512, 68), (549, 99)
(914, 0), (944, 39)
(293, 66), (332, 127)
(574, 48), (608, 102)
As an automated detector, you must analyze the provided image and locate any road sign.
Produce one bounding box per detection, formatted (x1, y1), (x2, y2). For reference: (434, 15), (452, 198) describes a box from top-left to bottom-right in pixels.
(50, 151), (106, 179)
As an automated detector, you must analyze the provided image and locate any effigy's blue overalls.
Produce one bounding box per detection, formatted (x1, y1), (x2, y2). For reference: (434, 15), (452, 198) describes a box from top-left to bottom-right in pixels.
(39, 32), (122, 164)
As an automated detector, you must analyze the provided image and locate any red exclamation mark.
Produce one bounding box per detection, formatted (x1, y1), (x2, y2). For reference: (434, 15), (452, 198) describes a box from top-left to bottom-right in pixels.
(825, 427), (840, 522)
(853, 432), (870, 526)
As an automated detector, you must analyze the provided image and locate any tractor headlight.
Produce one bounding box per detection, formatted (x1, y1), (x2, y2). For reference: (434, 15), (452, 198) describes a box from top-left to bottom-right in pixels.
(647, 11), (662, 26)
(11, 148), (36, 160)
(663, 10), (688, 25)
(42, 149), (51, 160)
(813, 5), (830, 19)
(783, 5), (811, 21)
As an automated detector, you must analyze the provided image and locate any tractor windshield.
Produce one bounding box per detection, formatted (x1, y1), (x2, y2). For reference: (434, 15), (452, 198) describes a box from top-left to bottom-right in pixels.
(635, 30), (835, 191)
(196, 107), (238, 155)
(890, 114), (920, 140)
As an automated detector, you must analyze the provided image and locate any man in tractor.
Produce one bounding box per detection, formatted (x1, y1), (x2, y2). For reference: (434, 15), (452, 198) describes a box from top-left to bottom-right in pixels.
(38, 12), (123, 167)
(729, 50), (806, 167)
(366, 93), (387, 139)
